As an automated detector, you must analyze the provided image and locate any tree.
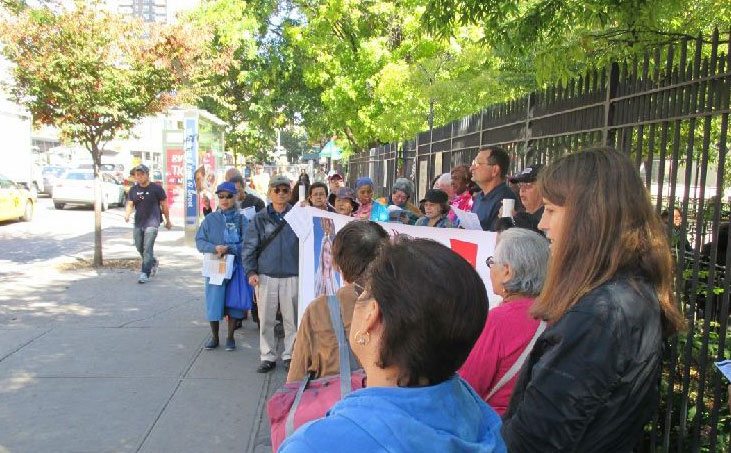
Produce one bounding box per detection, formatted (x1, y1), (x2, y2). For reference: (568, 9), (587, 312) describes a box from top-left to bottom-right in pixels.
(423, 0), (731, 84)
(182, 0), (319, 164)
(1, 1), (205, 266)
(288, 0), (525, 150)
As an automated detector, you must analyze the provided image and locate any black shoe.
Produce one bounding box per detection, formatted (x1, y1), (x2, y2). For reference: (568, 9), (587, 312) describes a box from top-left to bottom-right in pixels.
(256, 360), (276, 373)
(283, 359), (291, 371)
(204, 338), (219, 350)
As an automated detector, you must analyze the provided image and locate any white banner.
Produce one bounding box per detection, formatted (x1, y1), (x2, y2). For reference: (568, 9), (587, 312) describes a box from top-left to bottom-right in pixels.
(286, 206), (499, 323)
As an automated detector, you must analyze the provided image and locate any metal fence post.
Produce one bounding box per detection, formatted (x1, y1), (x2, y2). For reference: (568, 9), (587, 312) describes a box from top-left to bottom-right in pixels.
(603, 62), (620, 146)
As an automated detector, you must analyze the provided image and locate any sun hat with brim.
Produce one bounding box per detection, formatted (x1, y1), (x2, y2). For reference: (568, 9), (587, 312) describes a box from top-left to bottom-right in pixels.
(419, 189), (449, 205)
(215, 181), (238, 195)
(335, 187), (356, 201)
(269, 175), (291, 187)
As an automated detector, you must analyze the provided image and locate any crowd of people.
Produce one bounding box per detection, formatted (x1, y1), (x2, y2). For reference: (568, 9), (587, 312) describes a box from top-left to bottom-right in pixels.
(174, 146), (687, 452)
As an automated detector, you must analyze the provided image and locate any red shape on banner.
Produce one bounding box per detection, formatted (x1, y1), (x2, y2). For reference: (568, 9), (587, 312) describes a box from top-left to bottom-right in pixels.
(450, 239), (478, 269)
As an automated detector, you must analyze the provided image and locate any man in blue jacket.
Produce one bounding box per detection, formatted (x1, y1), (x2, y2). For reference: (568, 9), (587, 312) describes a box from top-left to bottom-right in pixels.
(242, 175), (299, 373)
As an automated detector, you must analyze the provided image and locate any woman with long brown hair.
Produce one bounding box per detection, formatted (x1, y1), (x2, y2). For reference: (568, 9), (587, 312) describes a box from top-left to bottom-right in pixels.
(501, 147), (685, 452)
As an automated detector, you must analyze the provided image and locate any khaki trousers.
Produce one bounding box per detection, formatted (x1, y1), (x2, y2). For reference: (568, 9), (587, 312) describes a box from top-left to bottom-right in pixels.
(257, 275), (298, 362)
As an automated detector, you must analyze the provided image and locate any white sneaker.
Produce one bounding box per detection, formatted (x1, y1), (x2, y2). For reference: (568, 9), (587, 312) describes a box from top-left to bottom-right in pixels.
(138, 273), (149, 284)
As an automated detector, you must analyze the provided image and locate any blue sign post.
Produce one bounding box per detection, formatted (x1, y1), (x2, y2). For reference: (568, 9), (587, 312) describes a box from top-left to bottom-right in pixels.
(184, 117), (199, 235)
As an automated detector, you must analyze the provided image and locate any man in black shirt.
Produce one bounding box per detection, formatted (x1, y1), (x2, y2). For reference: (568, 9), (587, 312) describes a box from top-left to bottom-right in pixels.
(229, 173), (265, 212)
(125, 164), (171, 283)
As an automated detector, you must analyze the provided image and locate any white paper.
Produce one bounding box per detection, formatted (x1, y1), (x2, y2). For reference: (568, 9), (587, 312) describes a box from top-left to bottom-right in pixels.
(202, 253), (235, 285)
(452, 207), (483, 230)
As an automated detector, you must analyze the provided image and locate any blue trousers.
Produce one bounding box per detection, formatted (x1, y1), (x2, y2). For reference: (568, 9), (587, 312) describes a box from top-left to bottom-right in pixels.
(133, 227), (158, 276)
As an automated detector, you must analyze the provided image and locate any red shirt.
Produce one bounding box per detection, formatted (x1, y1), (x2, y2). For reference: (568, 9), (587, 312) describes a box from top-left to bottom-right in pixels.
(459, 297), (541, 415)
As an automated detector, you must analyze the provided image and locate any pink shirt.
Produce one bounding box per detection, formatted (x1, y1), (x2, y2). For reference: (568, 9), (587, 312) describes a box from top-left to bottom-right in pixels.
(449, 191), (474, 223)
(458, 297), (541, 415)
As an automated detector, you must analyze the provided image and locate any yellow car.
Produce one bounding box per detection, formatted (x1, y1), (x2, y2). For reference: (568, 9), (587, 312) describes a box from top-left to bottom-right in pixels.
(0, 173), (35, 222)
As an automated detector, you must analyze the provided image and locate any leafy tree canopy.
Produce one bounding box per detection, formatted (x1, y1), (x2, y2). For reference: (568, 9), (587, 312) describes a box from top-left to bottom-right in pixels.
(423, 0), (731, 83)
(0, 0), (208, 265)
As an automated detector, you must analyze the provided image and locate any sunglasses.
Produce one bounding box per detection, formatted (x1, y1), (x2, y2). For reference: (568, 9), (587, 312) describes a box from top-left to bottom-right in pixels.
(273, 187), (290, 194)
(217, 193), (234, 199)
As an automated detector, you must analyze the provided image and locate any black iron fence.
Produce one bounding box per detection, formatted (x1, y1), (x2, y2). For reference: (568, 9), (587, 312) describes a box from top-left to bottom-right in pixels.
(348, 29), (731, 451)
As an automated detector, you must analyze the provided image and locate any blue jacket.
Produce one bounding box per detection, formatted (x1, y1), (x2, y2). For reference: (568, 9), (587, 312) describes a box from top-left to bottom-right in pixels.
(195, 209), (247, 260)
(279, 376), (506, 453)
(242, 204), (299, 278)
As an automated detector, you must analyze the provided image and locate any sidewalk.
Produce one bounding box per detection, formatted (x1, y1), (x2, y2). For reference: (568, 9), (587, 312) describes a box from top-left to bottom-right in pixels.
(0, 228), (285, 452)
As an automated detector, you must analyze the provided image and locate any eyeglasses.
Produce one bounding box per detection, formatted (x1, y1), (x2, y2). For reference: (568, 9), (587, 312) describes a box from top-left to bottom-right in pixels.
(471, 159), (494, 167)
(485, 256), (496, 268)
(217, 193), (234, 199)
(518, 182), (535, 189)
(273, 187), (290, 194)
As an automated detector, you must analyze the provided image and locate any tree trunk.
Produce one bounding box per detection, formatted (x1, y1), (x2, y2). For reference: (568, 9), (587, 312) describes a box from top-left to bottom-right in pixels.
(343, 126), (358, 148)
(91, 143), (103, 267)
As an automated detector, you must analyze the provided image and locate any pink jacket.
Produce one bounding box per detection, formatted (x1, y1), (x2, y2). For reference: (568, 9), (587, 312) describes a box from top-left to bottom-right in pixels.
(458, 297), (541, 415)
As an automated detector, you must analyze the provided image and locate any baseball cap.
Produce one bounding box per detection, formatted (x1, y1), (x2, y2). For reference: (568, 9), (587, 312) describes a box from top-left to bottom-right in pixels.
(509, 164), (544, 184)
(328, 173), (343, 181)
(132, 164), (149, 174)
(269, 175), (291, 187)
(215, 181), (238, 195)
(420, 189), (449, 205)
(334, 187), (356, 201)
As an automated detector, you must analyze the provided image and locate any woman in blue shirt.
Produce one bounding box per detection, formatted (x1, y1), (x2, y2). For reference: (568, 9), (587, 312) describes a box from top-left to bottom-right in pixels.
(280, 238), (506, 452)
(195, 182), (250, 351)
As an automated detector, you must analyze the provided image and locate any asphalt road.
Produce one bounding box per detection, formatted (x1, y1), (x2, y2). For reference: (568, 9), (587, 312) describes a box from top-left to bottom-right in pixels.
(0, 196), (131, 266)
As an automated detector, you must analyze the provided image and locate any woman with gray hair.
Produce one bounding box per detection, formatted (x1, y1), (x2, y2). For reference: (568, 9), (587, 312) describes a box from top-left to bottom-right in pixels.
(459, 228), (549, 415)
(377, 177), (422, 225)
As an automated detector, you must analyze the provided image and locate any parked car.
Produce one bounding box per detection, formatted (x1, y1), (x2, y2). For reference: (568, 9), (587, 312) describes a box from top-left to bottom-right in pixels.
(41, 165), (67, 196)
(52, 170), (126, 210)
(0, 173), (36, 222)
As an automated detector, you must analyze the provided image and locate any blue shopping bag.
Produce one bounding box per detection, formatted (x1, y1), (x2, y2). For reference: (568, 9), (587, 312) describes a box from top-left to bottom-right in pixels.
(225, 262), (254, 311)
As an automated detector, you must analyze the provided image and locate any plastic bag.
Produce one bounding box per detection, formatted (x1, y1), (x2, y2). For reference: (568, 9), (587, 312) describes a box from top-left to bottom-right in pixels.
(224, 262), (253, 310)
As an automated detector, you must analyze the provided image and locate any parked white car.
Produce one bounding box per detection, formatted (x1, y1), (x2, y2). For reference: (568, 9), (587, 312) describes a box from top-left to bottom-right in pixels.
(52, 170), (126, 210)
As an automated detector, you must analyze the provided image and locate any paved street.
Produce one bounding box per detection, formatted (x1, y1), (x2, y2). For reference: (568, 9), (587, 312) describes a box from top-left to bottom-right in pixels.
(0, 198), (285, 452)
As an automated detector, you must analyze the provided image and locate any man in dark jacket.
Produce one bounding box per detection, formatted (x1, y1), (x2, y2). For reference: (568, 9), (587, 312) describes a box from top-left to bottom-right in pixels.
(242, 175), (299, 373)
(226, 170), (265, 212)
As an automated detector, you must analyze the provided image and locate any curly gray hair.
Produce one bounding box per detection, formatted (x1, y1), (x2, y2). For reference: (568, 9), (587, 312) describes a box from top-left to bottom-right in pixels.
(392, 178), (415, 199)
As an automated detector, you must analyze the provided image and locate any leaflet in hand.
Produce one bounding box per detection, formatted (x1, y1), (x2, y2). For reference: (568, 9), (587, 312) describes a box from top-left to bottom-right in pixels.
(452, 207), (483, 230)
(202, 253), (234, 285)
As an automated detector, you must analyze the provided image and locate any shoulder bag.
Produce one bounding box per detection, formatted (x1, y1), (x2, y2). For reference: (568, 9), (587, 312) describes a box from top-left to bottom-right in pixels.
(267, 295), (364, 452)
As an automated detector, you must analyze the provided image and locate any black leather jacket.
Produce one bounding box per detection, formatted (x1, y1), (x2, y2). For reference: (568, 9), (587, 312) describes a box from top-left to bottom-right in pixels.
(502, 275), (664, 452)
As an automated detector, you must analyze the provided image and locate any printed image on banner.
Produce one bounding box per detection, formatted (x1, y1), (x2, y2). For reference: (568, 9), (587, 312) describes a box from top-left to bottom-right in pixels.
(313, 217), (341, 296)
(285, 206), (498, 325)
